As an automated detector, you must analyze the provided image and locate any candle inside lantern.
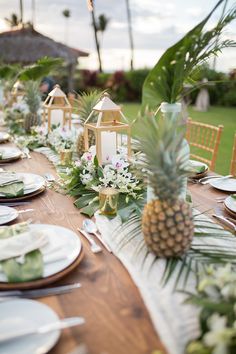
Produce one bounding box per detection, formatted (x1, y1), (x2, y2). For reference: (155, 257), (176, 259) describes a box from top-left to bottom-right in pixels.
(101, 131), (116, 164)
(50, 109), (64, 127)
(99, 187), (119, 216)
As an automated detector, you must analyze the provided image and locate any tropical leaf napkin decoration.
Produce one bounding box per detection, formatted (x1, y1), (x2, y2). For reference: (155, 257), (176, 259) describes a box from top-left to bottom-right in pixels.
(0, 223), (43, 282)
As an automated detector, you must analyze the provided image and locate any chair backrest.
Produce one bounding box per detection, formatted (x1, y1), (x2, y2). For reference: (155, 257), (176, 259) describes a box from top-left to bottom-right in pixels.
(186, 118), (223, 171)
(230, 133), (236, 176)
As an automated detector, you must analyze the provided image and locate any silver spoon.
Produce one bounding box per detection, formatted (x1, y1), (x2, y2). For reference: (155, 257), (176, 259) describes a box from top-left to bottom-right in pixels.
(77, 228), (102, 254)
(83, 219), (112, 253)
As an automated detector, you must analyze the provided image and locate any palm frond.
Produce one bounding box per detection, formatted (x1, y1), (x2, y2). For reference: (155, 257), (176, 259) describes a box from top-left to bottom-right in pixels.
(116, 209), (236, 290)
(142, 0), (236, 110)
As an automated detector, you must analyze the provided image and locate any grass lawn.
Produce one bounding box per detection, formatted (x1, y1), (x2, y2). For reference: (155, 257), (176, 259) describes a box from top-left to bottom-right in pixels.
(122, 103), (236, 175)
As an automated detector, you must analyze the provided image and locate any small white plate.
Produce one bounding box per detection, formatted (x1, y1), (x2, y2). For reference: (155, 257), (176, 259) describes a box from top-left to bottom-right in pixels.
(0, 147), (22, 160)
(0, 132), (10, 143)
(224, 195), (236, 214)
(0, 206), (18, 225)
(0, 173), (46, 197)
(0, 299), (60, 354)
(0, 224), (82, 282)
(209, 178), (236, 192)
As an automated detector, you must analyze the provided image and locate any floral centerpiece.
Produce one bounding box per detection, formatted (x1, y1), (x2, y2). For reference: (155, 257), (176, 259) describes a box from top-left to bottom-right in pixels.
(187, 264), (236, 354)
(48, 126), (76, 151)
(4, 101), (29, 135)
(63, 147), (143, 218)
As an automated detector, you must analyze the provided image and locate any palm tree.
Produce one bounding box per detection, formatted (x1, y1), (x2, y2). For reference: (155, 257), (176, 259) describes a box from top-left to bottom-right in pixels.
(62, 9), (71, 44)
(125, 0), (134, 70)
(90, 8), (103, 72)
(4, 13), (21, 28)
(96, 14), (110, 43)
(19, 0), (23, 24)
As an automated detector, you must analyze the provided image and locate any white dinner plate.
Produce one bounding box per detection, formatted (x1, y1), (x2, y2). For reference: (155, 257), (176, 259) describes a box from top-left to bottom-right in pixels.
(0, 224), (82, 282)
(0, 132), (10, 143)
(0, 299), (60, 354)
(0, 205), (18, 225)
(0, 172), (46, 197)
(209, 178), (236, 192)
(224, 195), (236, 214)
(0, 147), (22, 161)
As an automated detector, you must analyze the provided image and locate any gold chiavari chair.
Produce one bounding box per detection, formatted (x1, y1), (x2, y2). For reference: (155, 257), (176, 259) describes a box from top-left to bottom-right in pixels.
(186, 118), (223, 171)
(230, 133), (236, 176)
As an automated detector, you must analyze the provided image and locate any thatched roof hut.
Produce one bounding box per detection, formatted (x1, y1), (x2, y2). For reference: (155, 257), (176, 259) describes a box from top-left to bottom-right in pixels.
(0, 26), (89, 90)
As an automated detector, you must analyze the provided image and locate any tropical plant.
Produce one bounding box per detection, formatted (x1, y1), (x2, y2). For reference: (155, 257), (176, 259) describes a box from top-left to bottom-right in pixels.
(133, 111), (194, 257)
(96, 14), (110, 42)
(18, 57), (63, 82)
(75, 90), (102, 157)
(4, 13), (21, 28)
(142, 0), (236, 110)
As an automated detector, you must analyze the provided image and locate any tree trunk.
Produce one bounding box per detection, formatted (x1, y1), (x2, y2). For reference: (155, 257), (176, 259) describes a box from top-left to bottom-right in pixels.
(91, 9), (103, 72)
(19, 0), (24, 25)
(125, 0), (134, 71)
(68, 62), (76, 92)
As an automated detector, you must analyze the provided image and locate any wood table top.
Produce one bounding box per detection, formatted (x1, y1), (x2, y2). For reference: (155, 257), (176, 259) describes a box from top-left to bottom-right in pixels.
(1, 149), (234, 354)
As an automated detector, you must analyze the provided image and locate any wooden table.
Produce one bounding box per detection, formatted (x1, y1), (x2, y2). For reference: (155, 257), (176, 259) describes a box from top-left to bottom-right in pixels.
(2, 150), (233, 354)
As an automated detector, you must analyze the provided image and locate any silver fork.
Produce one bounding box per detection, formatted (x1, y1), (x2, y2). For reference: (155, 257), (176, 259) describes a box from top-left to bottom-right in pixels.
(77, 228), (102, 254)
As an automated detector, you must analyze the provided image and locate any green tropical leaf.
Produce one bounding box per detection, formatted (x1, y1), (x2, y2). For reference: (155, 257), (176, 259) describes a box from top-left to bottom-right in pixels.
(142, 0), (236, 110)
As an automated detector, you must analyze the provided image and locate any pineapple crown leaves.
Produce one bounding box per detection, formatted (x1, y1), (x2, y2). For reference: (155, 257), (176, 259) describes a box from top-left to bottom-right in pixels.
(75, 89), (105, 124)
(24, 81), (41, 114)
(142, 0), (236, 110)
(133, 113), (189, 202)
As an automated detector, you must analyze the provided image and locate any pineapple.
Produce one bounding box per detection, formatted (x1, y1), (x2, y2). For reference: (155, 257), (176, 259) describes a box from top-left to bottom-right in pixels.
(24, 81), (41, 133)
(75, 90), (102, 157)
(135, 114), (194, 258)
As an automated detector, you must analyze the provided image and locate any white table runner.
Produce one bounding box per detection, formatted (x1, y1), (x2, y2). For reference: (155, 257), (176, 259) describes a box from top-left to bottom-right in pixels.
(95, 212), (235, 354)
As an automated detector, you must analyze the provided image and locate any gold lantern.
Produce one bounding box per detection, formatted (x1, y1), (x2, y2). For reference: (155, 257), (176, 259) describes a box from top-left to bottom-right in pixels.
(42, 84), (72, 131)
(84, 93), (131, 165)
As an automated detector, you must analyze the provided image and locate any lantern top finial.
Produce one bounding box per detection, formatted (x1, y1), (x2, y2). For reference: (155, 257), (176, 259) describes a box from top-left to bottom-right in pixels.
(93, 93), (120, 112)
(48, 84), (66, 98)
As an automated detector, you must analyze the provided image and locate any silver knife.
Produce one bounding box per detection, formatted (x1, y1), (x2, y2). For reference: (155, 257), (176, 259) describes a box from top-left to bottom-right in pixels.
(0, 283), (81, 298)
(212, 214), (236, 232)
(201, 175), (233, 185)
(0, 316), (85, 342)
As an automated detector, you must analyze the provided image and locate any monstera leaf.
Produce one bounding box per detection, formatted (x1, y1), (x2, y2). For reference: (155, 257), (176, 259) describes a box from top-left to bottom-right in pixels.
(142, 0), (236, 110)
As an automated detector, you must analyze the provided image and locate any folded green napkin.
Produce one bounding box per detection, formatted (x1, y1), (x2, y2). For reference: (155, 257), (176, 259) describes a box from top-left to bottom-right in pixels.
(0, 172), (24, 198)
(231, 194), (236, 200)
(188, 161), (207, 174)
(0, 223), (43, 282)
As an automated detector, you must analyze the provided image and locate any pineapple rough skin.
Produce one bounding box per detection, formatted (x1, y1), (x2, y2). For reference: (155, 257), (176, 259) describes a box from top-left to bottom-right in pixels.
(142, 199), (194, 258)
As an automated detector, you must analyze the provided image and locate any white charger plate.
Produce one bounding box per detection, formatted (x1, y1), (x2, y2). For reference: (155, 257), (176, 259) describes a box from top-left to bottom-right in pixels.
(224, 195), (236, 214)
(0, 205), (18, 225)
(209, 178), (236, 192)
(0, 224), (82, 282)
(0, 172), (45, 197)
(0, 299), (60, 354)
(0, 147), (22, 161)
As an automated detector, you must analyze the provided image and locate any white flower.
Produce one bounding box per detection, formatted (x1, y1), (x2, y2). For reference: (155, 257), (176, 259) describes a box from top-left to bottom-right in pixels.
(74, 160), (82, 168)
(81, 173), (93, 185)
(111, 155), (129, 170)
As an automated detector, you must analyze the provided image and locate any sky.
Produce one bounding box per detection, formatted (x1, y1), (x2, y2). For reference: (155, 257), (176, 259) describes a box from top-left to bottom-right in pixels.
(0, 0), (236, 72)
